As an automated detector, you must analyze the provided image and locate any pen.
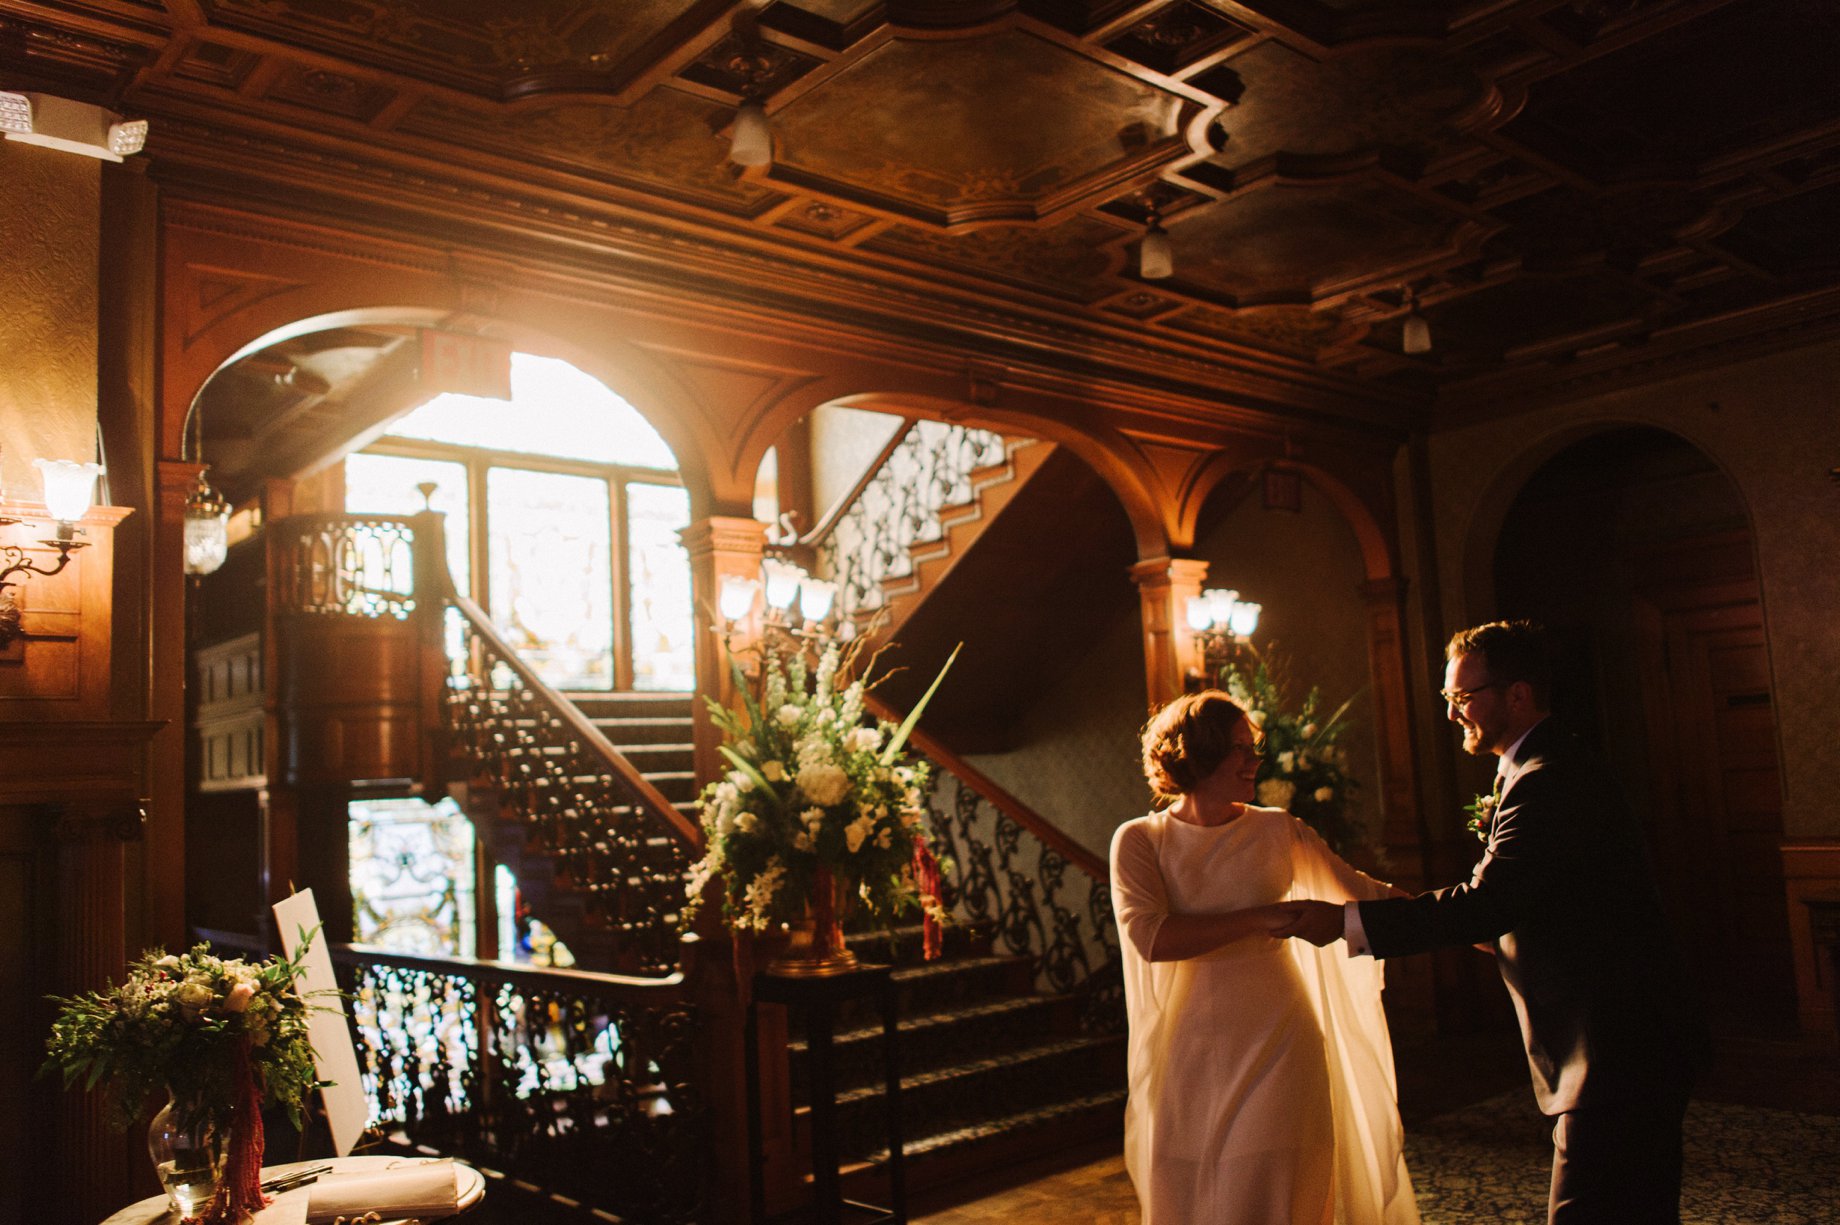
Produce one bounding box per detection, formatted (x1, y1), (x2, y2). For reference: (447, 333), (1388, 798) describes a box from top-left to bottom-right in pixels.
(261, 1163), (333, 1193)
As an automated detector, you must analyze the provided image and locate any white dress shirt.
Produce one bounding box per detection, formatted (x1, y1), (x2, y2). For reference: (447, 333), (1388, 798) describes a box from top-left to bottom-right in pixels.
(1342, 718), (1547, 955)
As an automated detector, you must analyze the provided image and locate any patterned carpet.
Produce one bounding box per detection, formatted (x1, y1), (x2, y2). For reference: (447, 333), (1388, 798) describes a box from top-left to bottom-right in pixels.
(914, 1090), (1840, 1224)
(1403, 1090), (1839, 1225)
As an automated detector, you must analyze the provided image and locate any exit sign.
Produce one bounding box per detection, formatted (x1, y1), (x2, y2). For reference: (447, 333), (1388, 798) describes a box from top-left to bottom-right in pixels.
(420, 329), (513, 399)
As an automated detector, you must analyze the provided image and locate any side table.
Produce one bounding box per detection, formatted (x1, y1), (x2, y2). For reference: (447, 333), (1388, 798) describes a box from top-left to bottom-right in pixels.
(746, 965), (905, 1225)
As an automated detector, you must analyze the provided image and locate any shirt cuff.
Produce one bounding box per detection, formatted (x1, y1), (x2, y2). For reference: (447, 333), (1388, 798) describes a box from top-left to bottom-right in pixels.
(1343, 901), (1373, 958)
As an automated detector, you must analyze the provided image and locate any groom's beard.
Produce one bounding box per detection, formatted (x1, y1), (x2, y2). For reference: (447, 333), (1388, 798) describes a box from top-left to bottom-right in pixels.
(1458, 721), (1489, 755)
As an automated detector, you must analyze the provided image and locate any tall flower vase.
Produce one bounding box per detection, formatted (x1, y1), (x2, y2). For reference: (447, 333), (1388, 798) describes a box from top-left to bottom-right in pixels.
(148, 1097), (223, 1223)
(768, 866), (859, 977)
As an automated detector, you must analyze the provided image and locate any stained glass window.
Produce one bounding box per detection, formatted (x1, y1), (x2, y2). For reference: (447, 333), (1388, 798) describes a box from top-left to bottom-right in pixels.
(349, 796), (476, 956)
(487, 467), (614, 690)
(385, 353), (675, 469)
(626, 482), (694, 691)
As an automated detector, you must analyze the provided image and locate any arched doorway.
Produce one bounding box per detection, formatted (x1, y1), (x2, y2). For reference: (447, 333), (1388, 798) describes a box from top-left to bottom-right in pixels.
(1493, 425), (1796, 1035)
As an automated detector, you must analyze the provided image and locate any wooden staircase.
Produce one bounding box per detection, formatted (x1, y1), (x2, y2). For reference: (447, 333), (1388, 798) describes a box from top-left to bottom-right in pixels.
(804, 923), (1126, 1202)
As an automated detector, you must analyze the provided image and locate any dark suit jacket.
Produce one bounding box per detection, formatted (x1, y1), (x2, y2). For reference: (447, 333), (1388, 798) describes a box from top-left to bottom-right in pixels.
(1359, 719), (1704, 1115)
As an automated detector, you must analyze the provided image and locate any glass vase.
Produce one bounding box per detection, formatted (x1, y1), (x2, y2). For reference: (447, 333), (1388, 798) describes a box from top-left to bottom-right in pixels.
(148, 1096), (223, 1222)
(767, 867), (859, 977)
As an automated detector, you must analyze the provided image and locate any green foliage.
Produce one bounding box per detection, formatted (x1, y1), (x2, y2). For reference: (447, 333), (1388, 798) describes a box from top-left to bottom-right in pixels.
(42, 937), (330, 1137)
(1219, 655), (1370, 860)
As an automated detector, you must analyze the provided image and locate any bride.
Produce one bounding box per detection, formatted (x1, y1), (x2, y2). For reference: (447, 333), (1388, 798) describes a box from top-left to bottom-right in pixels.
(1109, 690), (1419, 1225)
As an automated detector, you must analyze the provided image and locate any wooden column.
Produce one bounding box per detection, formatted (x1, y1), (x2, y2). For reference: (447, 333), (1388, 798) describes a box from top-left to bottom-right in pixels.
(151, 461), (205, 954)
(1360, 576), (1426, 869)
(1129, 556), (1209, 712)
(680, 515), (766, 788)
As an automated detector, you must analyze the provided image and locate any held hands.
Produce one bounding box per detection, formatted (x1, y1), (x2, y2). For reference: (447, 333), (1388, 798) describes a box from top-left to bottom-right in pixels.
(1270, 900), (1346, 947)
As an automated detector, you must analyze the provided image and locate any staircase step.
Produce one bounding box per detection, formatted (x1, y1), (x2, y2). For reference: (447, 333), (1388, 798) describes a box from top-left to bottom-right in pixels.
(789, 993), (1082, 1091)
(567, 691), (694, 720)
(870, 1087), (1125, 1165)
(590, 716), (695, 745)
(823, 1032), (1126, 1145)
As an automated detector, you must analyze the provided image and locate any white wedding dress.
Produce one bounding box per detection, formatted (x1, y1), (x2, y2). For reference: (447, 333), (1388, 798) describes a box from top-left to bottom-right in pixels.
(1109, 806), (1419, 1225)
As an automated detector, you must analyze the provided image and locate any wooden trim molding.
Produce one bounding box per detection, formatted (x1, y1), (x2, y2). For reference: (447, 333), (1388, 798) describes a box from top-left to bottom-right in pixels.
(1781, 840), (1840, 1043)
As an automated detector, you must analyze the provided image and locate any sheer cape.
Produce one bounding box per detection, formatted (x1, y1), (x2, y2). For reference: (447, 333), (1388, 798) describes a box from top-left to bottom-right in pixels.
(1117, 808), (1418, 1225)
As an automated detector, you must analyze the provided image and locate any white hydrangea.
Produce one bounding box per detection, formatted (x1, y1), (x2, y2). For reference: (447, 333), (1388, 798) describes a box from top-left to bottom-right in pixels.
(844, 726), (882, 754)
(1257, 778), (1296, 810)
(776, 704), (802, 728)
(798, 762), (851, 807)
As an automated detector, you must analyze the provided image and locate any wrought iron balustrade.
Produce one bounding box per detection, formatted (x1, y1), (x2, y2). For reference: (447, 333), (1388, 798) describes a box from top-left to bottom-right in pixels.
(809, 420), (1010, 622)
(333, 943), (706, 1224)
(444, 587), (700, 977)
(866, 697), (1125, 1034)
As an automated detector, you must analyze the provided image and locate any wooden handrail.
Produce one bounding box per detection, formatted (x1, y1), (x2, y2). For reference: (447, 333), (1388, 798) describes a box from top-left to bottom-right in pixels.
(330, 941), (691, 999)
(863, 692), (1109, 882)
(444, 583), (703, 848)
(796, 417), (917, 550)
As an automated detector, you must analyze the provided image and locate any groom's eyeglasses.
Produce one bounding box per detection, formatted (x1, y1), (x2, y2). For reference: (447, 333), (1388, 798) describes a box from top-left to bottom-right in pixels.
(1439, 681), (1502, 707)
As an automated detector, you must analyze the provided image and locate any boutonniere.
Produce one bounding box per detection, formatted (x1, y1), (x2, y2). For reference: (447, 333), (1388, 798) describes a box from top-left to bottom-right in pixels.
(1463, 791), (1498, 843)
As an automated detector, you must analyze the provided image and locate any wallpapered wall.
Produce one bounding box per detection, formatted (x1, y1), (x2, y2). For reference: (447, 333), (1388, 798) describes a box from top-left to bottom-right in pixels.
(0, 143), (100, 500)
(1417, 339), (1840, 839)
(964, 476), (1378, 861)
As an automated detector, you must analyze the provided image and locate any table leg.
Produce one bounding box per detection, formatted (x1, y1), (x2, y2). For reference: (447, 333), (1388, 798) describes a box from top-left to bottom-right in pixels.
(807, 999), (840, 1225)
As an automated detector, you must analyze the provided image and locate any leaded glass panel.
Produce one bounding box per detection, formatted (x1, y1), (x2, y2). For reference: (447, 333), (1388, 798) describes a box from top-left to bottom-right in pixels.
(349, 796), (477, 956)
(487, 467), (614, 690)
(385, 353), (676, 469)
(626, 481), (694, 692)
(343, 452), (472, 594)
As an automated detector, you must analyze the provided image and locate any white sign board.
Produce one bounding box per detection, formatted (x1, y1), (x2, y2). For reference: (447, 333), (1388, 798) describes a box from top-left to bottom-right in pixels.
(274, 889), (368, 1157)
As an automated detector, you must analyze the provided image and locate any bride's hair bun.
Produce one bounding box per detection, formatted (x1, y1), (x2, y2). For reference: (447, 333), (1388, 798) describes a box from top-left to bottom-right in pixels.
(1141, 690), (1248, 802)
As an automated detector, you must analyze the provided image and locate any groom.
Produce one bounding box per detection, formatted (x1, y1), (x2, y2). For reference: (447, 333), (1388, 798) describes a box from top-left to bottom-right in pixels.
(1280, 620), (1704, 1224)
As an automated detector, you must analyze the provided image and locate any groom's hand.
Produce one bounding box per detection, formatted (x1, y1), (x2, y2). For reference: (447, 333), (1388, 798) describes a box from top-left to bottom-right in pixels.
(1273, 900), (1344, 947)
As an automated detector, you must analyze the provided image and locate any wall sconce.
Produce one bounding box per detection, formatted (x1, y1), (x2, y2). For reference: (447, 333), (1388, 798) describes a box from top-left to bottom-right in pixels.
(1185, 586), (1261, 684)
(0, 91), (147, 161)
(183, 467), (231, 576)
(718, 558), (843, 655)
(0, 458), (102, 647)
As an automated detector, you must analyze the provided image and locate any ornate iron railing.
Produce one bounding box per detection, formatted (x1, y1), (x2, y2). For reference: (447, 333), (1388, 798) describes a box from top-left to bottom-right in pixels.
(810, 420), (1010, 621)
(867, 697), (1125, 1034)
(444, 586), (700, 977)
(272, 513), (422, 620)
(333, 943), (706, 1224)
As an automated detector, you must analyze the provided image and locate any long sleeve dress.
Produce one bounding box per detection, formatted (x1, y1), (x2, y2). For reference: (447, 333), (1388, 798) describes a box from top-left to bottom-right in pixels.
(1109, 805), (1419, 1225)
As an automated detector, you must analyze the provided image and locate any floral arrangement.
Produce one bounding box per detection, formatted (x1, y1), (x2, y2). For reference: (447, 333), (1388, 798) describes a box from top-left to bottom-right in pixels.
(1464, 790), (1498, 843)
(1219, 656), (1368, 859)
(684, 637), (955, 957)
(43, 940), (325, 1222)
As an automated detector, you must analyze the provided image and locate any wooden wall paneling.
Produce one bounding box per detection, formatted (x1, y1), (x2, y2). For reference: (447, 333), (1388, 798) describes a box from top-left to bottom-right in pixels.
(1781, 840), (1840, 1043)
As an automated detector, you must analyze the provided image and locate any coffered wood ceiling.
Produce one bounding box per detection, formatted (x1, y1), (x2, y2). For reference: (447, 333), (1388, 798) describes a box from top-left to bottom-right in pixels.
(6, 0), (1838, 451)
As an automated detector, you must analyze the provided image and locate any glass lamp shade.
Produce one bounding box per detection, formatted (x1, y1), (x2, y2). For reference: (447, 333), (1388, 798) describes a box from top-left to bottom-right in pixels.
(719, 575), (760, 622)
(1402, 311), (1432, 355)
(1228, 600), (1261, 639)
(799, 578), (837, 624)
(183, 474), (231, 575)
(1204, 588), (1239, 627)
(761, 559), (804, 611)
(730, 101), (772, 167)
(1140, 224), (1173, 280)
(33, 458), (102, 523)
(1185, 596), (1214, 632)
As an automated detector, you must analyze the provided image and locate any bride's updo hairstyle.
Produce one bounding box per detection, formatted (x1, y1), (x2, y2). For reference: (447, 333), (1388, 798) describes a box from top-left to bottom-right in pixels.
(1141, 690), (1251, 804)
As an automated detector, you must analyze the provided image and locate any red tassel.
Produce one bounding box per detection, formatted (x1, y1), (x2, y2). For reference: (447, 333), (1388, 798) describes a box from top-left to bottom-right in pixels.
(203, 1034), (269, 1222)
(911, 841), (943, 961)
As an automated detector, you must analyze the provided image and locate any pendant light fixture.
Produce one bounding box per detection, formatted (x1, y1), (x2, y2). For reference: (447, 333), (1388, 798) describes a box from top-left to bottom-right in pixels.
(1140, 201), (1174, 280)
(182, 403), (230, 575)
(1402, 289), (1432, 355)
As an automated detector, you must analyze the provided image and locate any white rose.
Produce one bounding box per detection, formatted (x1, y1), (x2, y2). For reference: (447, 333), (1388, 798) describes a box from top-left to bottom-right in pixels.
(777, 704), (802, 728)
(1257, 779), (1296, 810)
(1313, 786), (1334, 803)
(844, 727), (882, 754)
(175, 980), (214, 1011)
(1277, 750), (1296, 773)
(798, 762), (851, 807)
(735, 812), (759, 834)
(762, 760), (786, 782)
